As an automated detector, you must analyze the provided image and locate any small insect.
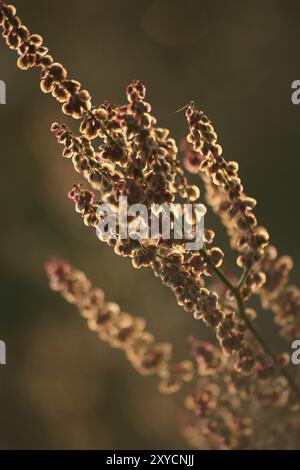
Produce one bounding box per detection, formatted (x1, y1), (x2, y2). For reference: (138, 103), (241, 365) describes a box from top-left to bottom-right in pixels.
(158, 101), (194, 120)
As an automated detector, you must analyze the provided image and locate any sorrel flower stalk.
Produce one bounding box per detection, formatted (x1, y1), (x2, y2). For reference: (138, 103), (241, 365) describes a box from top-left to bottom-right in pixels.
(1, 1), (300, 447)
(45, 258), (194, 394)
(184, 103), (300, 344)
(46, 259), (300, 449)
(183, 337), (300, 450)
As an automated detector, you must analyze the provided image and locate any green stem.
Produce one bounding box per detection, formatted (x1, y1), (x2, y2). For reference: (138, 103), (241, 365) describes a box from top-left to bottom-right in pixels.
(200, 248), (300, 402)
(237, 267), (248, 289)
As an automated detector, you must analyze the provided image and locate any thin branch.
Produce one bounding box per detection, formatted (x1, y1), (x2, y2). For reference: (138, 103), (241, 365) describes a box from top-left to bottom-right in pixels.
(200, 248), (300, 402)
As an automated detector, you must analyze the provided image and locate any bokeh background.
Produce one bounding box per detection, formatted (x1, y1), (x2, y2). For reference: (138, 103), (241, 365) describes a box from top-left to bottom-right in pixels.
(0, 0), (300, 449)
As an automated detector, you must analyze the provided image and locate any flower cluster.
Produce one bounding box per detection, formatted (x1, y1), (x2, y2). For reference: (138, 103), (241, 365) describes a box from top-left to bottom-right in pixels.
(66, 181), (269, 376)
(183, 115), (300, 343)
(259, 246), (300, 341)
(2, 0), (300, 450)
(45, 258), (194, 394)
(2, 0), (297, 382)
(182, 338), (298, 450)
(185, 103), (269, 301)
(0, 2), (92, 119)
(51, 122), (124, 204)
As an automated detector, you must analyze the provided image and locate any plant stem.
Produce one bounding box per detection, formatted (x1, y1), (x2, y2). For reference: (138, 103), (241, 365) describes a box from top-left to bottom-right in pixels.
(200, 248), (300, 402)
(237, 267), (248, 289)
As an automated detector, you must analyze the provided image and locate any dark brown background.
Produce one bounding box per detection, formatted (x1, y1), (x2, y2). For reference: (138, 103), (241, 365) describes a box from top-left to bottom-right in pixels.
(0, 0), (299, 449)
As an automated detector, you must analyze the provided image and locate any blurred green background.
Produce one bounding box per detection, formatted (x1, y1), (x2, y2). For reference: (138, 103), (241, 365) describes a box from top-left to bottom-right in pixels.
(0, 0), (300, 449)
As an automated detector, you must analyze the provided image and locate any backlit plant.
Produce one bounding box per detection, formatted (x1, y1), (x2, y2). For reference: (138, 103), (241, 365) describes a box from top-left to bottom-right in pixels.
(1, 1), (300, 449)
